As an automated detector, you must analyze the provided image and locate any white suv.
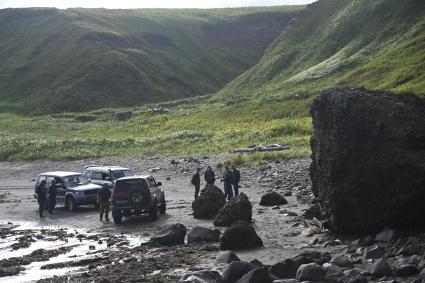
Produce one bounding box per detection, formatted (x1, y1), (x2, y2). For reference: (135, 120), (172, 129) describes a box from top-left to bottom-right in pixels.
(83, 166), (134, 188)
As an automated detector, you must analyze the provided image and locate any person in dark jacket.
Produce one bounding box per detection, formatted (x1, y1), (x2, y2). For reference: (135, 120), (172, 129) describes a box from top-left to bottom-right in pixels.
(204, 166), (216, 185)
(48, 180), (57, 214)
(222, 166), (233, 200)
(231, 165), (241, 196)
(191, 168), (201, 200)
(98, 184), (111, 222)
(36, 180), (47, 217)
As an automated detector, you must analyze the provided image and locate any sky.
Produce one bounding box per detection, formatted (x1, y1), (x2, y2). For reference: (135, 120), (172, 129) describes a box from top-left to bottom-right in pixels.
(0, 0), (316, 9)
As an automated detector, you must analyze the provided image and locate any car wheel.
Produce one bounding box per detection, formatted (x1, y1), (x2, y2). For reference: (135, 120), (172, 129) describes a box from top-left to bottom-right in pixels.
(66, 196), (76, 212)
(112, 210), (123, 224)
(149, 201), (158, 220)
(159, 196), (166, 214)
(129, 190), (143, 204)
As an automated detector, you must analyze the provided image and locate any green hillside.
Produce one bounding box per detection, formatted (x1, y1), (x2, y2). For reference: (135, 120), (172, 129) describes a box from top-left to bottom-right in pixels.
(219, 0), (425, 104)
(1, 0), (424, 162)
(0, 6), (302, 114)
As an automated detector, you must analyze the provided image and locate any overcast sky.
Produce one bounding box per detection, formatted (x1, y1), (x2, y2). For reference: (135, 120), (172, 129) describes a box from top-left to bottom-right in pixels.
(0, 0), (316, 9)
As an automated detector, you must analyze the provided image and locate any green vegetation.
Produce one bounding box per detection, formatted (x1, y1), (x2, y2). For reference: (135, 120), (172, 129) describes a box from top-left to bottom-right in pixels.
(0, 6), (302, 114)
(0, 97), (312, 161)
(1, 0), (424, 162)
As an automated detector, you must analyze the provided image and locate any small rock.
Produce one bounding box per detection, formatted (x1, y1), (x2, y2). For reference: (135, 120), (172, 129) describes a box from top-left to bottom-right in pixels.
(369, 259), (392, 277)
(375, 229), (400, 242)
(342, 269), (367, 283)
(249, 259), (264, 269)
(89, 245), (95, 250)
(150, 223), (187, 246)
(235, 267), (272, 283)
(393, 258), (419, 277)
(220, 223), (263, 250)
(216, 251), (240, 263)
(180, 270), (222, 283)
(269, 259), (298, 279)
(363, 245), (385, 259)
(221, 261), (253, 283)
(330, 255), (352, 268)
(296, 263), (325, 281)
(187, 227), (221, 243)
(259, 192), (287, 206)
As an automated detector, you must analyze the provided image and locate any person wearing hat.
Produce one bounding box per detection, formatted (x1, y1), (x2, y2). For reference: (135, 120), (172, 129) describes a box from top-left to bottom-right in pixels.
(48, 179), (57, 214)
(97, 184), (111, 222)
(191, 168), (201, 200)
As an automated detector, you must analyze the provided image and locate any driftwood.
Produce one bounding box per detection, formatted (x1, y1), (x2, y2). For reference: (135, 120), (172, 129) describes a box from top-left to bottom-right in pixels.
(231, 144), (290, 153)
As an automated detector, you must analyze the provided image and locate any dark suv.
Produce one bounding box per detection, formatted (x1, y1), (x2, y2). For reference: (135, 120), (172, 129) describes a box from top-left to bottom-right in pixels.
(35, 171), (102, 211)
(111, 175), (166, 224)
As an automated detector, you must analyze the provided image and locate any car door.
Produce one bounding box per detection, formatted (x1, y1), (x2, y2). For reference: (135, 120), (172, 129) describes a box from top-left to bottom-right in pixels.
(91, 171), (103, 186)
(55, 177), (67, 205)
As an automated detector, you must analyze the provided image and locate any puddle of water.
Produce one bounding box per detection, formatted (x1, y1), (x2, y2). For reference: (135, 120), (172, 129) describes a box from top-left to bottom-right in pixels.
(0, 221), (149, 282)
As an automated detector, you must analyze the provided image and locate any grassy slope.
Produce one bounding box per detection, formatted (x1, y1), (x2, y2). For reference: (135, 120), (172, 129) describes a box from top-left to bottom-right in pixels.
(1, 0), (424, 162)
(219, 0), (425, 102)
(0, 6), (302, 114)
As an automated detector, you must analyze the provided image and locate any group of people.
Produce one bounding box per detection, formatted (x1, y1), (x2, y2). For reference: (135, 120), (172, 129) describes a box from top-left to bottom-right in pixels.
(191, 165), (240, 200)
(35, 180), (57, 217)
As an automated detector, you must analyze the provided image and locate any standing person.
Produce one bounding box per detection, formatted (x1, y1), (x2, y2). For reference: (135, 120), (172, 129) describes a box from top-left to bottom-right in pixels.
(36, 180), (47, 217)
(222, 166), (233, 200)
(191, 168), (201, 200)
(232, 165), (241, 197)
(204, 166), (216, 185)
(98, 184), (111, 222)
(48, 180), (57, 214)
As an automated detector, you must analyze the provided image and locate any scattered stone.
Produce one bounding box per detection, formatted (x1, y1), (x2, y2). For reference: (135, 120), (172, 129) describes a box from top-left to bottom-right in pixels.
(180, 270), (222, 283)
(279, 210), (298, 216)
(192, 185), (226, 219)
(269, 259), (298, 279)
(330, 255), (352, 268)
(342, 269), (367, 283)
(296, 263), (325, 281)
(249, 259), (263, 269)
(375, 229), (400, 242)
(216, 251), (240, 264)
(221, 261), (254, 283)
(303, 203), (322, 220)
(259, 192), (287, 206)
(369, 259), (392, 277)
(363, 245), (385, 259)
(235, 267), (272, 283)
(187, 227), (221, 243)
(220, 224), (263, 250)
(393, 258), (419, 277)
(213, 193), (252, 227)
(150, 224), (187, 246)
(292, 251), (331, 266)
(310, 87), (425, 234)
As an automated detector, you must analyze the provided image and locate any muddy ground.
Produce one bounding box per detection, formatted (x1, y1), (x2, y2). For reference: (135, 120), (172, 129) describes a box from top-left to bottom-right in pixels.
(0, 155), (345, 282)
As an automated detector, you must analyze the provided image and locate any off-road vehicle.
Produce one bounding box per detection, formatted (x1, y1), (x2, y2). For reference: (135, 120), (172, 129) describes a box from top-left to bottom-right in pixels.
(83, 165), (134, 188)
(111, 175), (166, 224)
(34, 171), (102, 211)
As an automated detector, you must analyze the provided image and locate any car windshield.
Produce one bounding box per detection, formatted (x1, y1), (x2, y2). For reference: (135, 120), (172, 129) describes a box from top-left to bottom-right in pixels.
(111, 170), (134, 180)
(61, 174), (88, 186)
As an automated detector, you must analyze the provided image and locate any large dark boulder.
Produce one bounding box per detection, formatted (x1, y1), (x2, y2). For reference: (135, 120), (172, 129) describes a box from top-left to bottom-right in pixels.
(310, 87), (425, 234)
(180, 270), (223, 283)
(150, 223), (187, 246)
(192, 185), (226, 219)
(222, 261), (254, 283)
(214, 193), (252, 227)
(220, 223), (263, 250)
(259, 192), (287, 206)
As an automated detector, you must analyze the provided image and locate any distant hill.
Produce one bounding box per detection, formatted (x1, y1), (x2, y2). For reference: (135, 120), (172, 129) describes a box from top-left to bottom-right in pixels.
(0, 6), (302, 114)
(219, 0), (425, 101)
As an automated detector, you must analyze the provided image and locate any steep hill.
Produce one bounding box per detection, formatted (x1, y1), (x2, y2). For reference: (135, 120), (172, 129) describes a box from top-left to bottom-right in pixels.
(219, 0), (425, 102)
(0, 6), (302, 114)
